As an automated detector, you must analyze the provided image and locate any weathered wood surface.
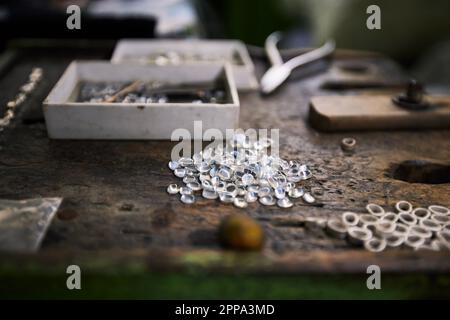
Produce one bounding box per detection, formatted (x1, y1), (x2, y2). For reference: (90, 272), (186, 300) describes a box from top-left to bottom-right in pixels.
(0, 47), (449, 273)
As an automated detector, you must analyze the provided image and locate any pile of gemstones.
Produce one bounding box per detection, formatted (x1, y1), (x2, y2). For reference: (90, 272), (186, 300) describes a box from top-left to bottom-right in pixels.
(167, 135), (316, 209)
(317, 201), (450, 252)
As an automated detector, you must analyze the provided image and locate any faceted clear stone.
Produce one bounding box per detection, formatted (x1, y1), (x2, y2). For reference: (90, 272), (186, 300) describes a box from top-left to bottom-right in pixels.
(215, 182), (226, 192)
(225, 183), (238, 197)
(168, 161), (179, 170)
(274, 187), (286, 200)
(201, 179), (214, 191)
(179, 186), (193, 195)
(247, 184), (260, 193)
(258, 186), (272, 197)
(245, 192), (258, 203)
(219, 193), (234, 203)
(180, 194), (195, 204)
(179, 157), (193, 167)
(197, 162), (210, 173)
(199, 173), (210, 182)
(202, 189), (218, 200)
(217, 166), (232, 181)
(288, 187), (305, 198)
(211, 176), (220, 186)
(233, 197), (248, 208)
(303, 192), (315, 204)
(277, 198), (293, 208)
(192, 153), (203, 163)
(183, 176), (197, 184)
(237, 187), (246, 196)
(241, 173), (254, 185)
(259, 195), (276, 206)
(174, 168), (186, 178)
(285, 182), (295, 192)
(187, 181), (202, 191)
(167, 184), (179, 194)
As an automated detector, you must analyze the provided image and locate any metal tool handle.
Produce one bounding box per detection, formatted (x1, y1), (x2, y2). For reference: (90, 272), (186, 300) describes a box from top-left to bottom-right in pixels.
(265, 31), (284, 66)
(284, 40), (336, 70)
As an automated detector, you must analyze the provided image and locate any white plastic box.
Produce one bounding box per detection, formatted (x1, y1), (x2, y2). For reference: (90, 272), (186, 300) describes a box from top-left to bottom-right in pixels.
(43, 61), (240, 140)
(111, 39), (259, 91)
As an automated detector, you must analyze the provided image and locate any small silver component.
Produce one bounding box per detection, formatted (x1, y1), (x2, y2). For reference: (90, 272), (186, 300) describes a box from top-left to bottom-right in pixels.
(180, 194), (195, 204)
(259, 195), (276, 206)
(167, 184), (179, 194)
(431, 214), (450, 225)
(428, 205), (449, 216)
(187, 181), (202, 191)
(179, 186), (193, 195)
(326, 218), (347, 239)
(174, 168), (186, 178)
(341, 137), (356, 152)
(398, 212), (417, 226)
(168, 161), (179, 170)
(419, 219), (442, 232)
(288, 187), (304, 199)
(384, 234), (405, 247)
(347, 226), (372, 245)
(245, 192), (258, 203)
(405, 234), (425, 248)
(375, 220), (396, 236)
(302, 192), (315, 204)
(409, 225), (432, 239)
(366, 203), (385, 216)
(233, 197), (248, 208)
(412, 207), (430, 220)
(342, 212), (359, 227)
(364, 237), (387, 252)
(202, 189), (218, 200)
(277, 198), (293, 208)
(380, 212), (398, 223)
(395, 200), (413, 213)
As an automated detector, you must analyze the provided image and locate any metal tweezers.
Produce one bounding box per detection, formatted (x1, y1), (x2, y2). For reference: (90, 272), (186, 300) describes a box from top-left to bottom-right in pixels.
(260, 32), (336, 94)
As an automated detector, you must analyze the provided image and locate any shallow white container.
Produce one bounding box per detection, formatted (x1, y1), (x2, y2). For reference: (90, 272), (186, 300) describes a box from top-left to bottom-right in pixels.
(43, 61), (240, 140)
(111, 39), (259, 91)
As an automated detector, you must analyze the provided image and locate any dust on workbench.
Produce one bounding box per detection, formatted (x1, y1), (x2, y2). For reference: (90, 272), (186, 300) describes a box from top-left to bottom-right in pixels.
(0, 47), (449, 273)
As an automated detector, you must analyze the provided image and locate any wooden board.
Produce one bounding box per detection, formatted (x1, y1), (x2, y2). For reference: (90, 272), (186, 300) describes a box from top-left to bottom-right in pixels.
(309, 95), (450, 131)
(0, 47), (449, 279)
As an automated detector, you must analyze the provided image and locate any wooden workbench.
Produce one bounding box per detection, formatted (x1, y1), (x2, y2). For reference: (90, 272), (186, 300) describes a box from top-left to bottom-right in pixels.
(0, 44), (449, 298)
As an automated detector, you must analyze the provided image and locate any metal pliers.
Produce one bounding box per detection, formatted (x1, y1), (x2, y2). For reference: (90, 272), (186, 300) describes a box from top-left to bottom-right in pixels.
(260, 31), (336, 94)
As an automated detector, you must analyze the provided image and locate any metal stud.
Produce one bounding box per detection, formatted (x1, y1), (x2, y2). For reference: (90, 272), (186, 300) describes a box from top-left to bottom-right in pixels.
(180, 194), (195, 204)
(277, 198), (293, 208)
(167, 184), (179, 194)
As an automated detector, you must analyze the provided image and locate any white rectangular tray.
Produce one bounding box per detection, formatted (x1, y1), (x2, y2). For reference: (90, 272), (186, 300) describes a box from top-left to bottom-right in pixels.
(43, 61), (239, 140)
(111, 39), (259, 91)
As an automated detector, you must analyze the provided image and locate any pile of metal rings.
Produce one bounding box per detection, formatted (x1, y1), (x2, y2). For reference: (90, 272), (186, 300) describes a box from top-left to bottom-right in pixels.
(324, 201), (450, 252)
(167, 135), (315, 208)
(0, 67), (43, 131)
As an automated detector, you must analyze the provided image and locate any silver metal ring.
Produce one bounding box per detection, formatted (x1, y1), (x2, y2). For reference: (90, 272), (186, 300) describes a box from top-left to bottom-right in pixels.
(364, 237), (387, 252)
(393, 223), (410, 237)
(326, 218), (348, 239)
(412, 207), (430, 220)
(428, 205), (449, 216)
(395, 200), (413, 213)
(419, 219), (442, 232)
(342, 212), (359, 226)
(409, 225), (432, 239)
(436, 230), (450, 250)
(375, 220), (396, 236)
(341, 137), (356, 152)
(384, 234), (405, 247)
(366, 203), (385, 216)
(431, 214), (450, 225)
(405, 234), (425, 248)
(380, 212), (398, 223)
(347, 226), (372, 245)
(398, 212), (417, 226)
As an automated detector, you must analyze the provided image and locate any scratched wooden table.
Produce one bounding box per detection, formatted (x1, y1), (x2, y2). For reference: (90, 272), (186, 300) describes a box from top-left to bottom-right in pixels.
(0, 43), (449, 299)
